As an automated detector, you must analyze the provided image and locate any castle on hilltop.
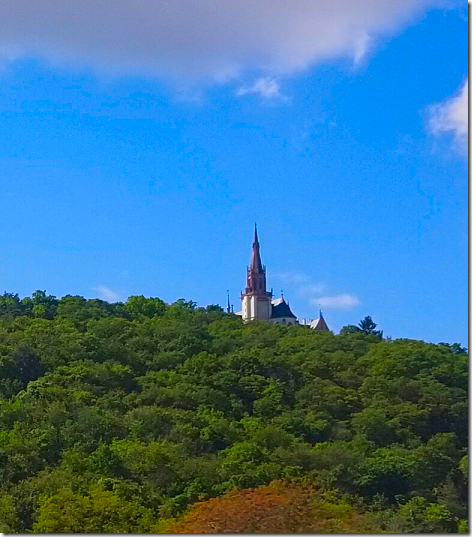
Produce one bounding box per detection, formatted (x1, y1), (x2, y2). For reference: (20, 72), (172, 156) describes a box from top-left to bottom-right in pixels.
(233, 225), (329, 331)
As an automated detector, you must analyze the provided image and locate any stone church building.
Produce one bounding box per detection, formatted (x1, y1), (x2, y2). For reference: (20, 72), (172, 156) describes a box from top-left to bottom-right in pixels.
(234, 225), (329, 331)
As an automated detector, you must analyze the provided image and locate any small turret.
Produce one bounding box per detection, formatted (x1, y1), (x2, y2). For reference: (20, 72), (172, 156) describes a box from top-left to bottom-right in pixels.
(310, 309), (330, 332)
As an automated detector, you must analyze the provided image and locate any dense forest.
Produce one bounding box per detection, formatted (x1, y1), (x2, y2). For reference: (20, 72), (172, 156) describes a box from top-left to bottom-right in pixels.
(0, 291), (467, 533)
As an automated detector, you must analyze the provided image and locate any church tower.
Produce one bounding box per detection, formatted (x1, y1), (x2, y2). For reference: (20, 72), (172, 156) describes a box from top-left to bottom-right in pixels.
(241, 224), (273, 321)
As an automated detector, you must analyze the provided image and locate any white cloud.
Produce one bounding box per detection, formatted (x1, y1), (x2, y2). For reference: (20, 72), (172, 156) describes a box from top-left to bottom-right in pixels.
(237, 77), (287, 100)
(314, 294), (360, 309)
(0, 0), (442, 84)
(273, 271), (359, 310)
(428, 79), (468, 155)
(93, 285), (123, 302)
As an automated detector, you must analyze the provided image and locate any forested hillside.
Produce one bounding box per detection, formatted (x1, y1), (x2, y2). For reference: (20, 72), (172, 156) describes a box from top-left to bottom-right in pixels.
(0, 292), (467, 533)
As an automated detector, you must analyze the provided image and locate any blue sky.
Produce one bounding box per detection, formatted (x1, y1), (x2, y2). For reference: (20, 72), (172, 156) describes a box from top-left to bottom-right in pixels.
(0, 1), (467, 344)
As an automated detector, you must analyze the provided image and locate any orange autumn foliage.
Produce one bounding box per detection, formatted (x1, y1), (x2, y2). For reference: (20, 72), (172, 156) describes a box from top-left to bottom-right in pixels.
(161, 481), (378, 533)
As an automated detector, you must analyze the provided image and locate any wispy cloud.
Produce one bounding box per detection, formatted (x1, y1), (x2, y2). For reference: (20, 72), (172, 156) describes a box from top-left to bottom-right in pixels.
(273, 271), (359, 310)
(236, 77), (289, 101)
(93, 285), (123, 302)
(428, 79), (468, 156)
(353, 32), (372, 65)
(300, 283), (327, 296)
(316, 294), (360, 309)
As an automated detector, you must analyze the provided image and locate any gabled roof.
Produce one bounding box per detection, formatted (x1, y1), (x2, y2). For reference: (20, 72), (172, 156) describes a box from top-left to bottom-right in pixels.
(271, 297), (297, 319)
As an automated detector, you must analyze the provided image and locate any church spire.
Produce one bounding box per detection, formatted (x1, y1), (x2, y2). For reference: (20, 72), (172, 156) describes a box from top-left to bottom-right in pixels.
(243, 224), (268, 296)
(250, 223), (263, 272)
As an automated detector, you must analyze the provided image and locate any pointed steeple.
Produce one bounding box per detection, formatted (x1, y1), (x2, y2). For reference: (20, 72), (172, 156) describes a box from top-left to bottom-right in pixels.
(243, 224), (269, 297)
(226, 290), (231, 313)
(250, 223), (263, 272)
